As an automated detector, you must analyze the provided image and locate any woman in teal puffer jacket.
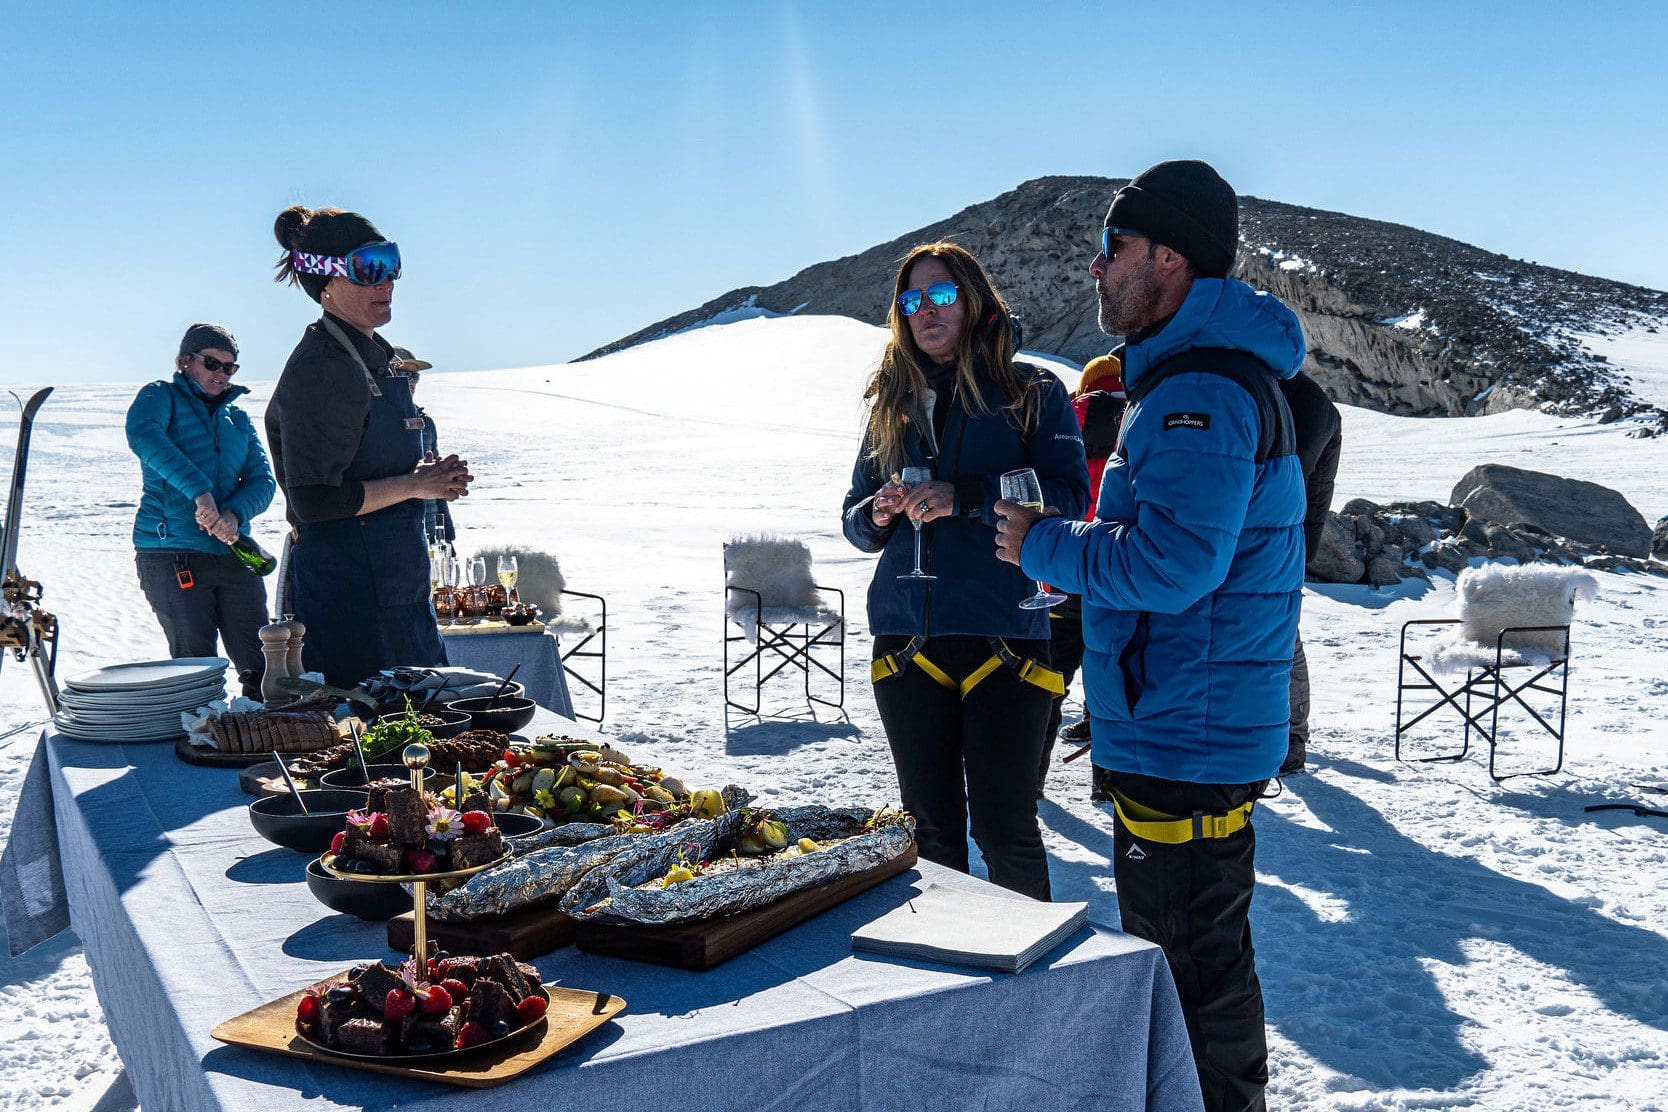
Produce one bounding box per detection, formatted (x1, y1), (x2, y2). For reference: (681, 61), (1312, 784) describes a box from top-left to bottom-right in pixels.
(125, 323), (276, 697)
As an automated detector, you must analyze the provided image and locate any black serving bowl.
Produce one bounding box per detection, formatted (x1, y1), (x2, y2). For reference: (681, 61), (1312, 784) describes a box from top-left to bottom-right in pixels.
(374, 708), (473, 740)
(319, 764), (438, 791)
(445, 695), (537, 734)
(501, 605), (541, 627)
(492, 811), (544, 840)
(304, 857), (411, 921)
(248, 790), (370, 854)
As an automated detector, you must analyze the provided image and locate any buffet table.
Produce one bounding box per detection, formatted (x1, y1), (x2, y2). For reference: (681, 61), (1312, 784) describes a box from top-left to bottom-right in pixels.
(440, 625), (574, 718)
(4, 711), (1202, 1111)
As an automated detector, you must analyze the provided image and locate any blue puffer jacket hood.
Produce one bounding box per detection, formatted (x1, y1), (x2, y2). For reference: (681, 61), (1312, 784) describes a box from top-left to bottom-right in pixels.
(126, 373), (276, 554)
(1020, 278), (1308, 784)
(843, 361), (1090, 641)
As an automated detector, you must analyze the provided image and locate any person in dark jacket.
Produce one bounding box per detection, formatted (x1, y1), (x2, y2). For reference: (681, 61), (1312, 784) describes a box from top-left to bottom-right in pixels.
(1041, 352), (1126, 788)
(843, 241), (1089, 901)
(266, 206), (472, 687)
(126, 324), (276, 697)
(998, 161), (1306, 1111)
(1277, 371), (1342, 774)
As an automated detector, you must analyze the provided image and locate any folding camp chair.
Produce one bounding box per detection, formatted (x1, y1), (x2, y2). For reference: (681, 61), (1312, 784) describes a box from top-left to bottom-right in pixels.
(723, 536), (845, 714)
(1394, 564), (1593, 781)
(550, 590), (607, 725)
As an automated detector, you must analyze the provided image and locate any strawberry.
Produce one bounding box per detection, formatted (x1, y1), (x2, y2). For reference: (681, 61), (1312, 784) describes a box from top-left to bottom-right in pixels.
(329, 831), (347, 856)
(418, 983), (453, 1015)
(456, 1020), (489, 1049)
(403, 849), (438, 875)
(296, 992), (321, 1024)
(368, 813), (390, 840)
(439, 977), (469, 1001)
(460, 810), (492, 834)
(502, 750), (521, 768)
(384, 988), (416, 1020)
(514, 995), (548, 1025)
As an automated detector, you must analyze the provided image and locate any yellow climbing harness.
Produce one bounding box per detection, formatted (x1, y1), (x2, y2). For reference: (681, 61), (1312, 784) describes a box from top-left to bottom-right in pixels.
(871, 636), (1065, 699)
(1109, 788), (1255, 845)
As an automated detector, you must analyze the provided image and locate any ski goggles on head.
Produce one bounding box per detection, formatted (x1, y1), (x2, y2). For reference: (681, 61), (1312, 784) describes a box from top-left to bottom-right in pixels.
(897, 280), (957, 316)
(290, 240), (402, 285)
(1101, 226), (1145, 260)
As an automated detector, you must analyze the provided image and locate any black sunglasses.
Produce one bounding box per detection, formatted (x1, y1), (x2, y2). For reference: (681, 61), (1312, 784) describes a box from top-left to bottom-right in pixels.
(195, 353), (239, 374)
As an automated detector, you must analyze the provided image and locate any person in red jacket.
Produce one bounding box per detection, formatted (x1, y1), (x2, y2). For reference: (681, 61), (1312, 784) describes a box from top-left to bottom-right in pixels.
(1039, 352), (1127, 790)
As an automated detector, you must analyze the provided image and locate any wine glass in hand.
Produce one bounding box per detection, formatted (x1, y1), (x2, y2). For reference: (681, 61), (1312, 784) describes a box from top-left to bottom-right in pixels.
(896, 466), (936, 582)
(999, 468), (1066, 610)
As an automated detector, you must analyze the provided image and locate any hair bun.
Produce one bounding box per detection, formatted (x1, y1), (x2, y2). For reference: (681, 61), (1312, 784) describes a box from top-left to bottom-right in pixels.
(273, 205), (313, 251)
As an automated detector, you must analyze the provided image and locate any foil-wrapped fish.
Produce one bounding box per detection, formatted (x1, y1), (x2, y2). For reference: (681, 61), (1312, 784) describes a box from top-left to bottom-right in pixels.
(555, 808), (745, 916)
(566, 806), (916, 926)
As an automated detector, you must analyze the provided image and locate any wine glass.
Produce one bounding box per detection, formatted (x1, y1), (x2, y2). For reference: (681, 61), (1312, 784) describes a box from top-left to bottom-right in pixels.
(1000, 468), (1067, 610)
(468, 556), (487, 588)
(496, 554), (519, 603)
(896, 466), (936, 582)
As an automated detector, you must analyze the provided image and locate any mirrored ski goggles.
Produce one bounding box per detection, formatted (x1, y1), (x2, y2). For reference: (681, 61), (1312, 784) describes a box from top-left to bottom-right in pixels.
(897, 281), (958, 316)
(1101, 226), (1146, 260)
(289, 240), (402, 285)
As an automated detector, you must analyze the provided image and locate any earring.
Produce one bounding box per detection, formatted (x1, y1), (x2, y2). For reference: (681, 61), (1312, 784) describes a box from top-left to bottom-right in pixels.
(322, 292), (331, 299)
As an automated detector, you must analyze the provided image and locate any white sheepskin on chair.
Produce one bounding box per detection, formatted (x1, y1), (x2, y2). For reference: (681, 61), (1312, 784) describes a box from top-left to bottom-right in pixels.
(471, 545), (595, 635)
(724, 534), (842, 639)
(1427, 564), (1597, 674)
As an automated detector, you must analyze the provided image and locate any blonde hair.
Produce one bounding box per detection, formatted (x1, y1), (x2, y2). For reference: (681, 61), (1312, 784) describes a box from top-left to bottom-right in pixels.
(862, 241), (1038, 474)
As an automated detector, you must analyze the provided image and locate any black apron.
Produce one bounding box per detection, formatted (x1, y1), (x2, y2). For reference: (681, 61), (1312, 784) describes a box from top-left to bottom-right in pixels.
(289, 324), (446, 687)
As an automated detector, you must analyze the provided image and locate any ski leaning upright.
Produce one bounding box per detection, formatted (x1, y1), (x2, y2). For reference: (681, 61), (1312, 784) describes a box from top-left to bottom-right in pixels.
(0, 388), (61, 713)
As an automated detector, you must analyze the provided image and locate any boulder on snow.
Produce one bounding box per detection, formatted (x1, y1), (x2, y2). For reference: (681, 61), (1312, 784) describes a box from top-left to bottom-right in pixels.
(1307, 513), (1365, 583)
(1654, 516), (1668, 562)
(1451, 465), (1651, 558)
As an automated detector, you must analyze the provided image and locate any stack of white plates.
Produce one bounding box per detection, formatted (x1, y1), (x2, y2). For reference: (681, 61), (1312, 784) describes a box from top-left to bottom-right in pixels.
(53, 657), (230, 743)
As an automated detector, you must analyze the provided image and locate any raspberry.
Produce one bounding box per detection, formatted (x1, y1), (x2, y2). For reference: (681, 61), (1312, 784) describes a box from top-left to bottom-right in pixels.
(440, 978), (469, 1000)
(384, 988), (416, 1020)
(514, 995), (548, 1024)
(403, 849), (437, 875)
(329, 831), (346, 856)
(418, 984), (453, 1015)
(460, 810), (491, 834)
(456, 1020), (489, 1049)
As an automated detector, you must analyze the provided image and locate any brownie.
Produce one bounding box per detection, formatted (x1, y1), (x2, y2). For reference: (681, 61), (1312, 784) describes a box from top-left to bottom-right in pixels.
(515, 961), (541, 990)
(367, 784), (396, 813)
(387, 788), (428, 846)
(350, 962), (406, 1006)
(404, 1006), (461, 1053)
(355, 840), (403, 873)
(482, 954), (534, 1001)
(335, 1017), (397, 1055)
(463, 978), (516, 1029)
(449, 830), (504, 870)
(460, 792), (490, 814)
(318, 997), (355, 1043)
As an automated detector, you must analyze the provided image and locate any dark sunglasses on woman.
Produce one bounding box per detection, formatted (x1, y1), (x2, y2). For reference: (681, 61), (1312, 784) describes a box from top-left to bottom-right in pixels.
(897, 281), (957, 316)
(195, 353), (238, 374)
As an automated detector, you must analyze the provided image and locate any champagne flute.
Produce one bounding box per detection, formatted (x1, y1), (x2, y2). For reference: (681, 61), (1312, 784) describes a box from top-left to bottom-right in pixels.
(1000, 468), (1067, 610)
(896, 466), (936, 582)
(496, 554), (519, 603)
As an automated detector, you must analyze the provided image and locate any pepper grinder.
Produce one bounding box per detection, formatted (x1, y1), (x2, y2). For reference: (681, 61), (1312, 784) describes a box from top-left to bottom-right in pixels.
(258, 617), (293, 705)
(282, 613), (307, 679)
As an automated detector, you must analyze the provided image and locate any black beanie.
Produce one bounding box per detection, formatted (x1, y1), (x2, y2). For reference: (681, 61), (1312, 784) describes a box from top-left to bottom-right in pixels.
(274, 208), (386, 302)
(179, 323), (238, 358)
(1104, 160), (1238, 278)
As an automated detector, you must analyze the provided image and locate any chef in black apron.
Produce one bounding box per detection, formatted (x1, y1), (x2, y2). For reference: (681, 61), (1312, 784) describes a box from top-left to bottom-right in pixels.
(265, 206), (473, 687)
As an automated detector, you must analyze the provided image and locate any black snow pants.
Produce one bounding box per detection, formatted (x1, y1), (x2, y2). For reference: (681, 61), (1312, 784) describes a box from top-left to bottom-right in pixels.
(1101, 767), (1270, 1112)
(136, 551), (267, 699)
(872, 634), (1054, 901)
(1041, 593), (1087, 787)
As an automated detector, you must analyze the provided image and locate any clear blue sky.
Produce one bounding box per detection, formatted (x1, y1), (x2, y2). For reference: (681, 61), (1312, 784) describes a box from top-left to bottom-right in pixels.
(3, 1), (1665, 384)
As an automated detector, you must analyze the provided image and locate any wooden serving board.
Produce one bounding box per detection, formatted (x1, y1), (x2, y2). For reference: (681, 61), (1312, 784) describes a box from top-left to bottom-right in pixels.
(575, 848), (918, 971)
(387, 905), (576, 961)
(211, 972), (624, 1089)
(174, 735), (280, 769)
(439, 619), (546, 637)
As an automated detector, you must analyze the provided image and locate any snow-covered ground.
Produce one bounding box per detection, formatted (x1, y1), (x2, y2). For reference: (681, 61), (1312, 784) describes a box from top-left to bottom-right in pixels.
(2, 315), (1666, 1109)
(1579, 324), (1668, 411)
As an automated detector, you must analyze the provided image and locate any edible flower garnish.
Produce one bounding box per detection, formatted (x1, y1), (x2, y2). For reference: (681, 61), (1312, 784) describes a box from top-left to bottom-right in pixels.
(346, 809), (375, 832)
(425, 805), (463, 841)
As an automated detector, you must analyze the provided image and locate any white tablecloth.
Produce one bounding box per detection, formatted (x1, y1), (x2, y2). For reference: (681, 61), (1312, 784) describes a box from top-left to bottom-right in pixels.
(441, 627), (574, 718)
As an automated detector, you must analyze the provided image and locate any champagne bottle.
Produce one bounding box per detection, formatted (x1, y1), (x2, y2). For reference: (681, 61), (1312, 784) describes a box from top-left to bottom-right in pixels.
(229, 535), (277, 576)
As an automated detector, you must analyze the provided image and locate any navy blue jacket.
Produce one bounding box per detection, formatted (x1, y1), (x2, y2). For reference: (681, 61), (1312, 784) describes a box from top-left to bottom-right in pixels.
(1021, 279), (1307, 783)
(843, 361), (1089, 640)
(125, 374), (276, 554)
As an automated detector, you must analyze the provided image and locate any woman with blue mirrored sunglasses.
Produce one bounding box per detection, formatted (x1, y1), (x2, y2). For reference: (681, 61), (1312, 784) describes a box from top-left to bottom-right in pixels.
(897, 280), (958, 316)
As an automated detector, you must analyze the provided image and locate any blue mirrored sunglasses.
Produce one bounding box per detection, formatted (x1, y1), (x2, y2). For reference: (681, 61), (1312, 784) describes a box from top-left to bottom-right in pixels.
(1101, 226), (1144, 260)
(897, 280), (958, 316)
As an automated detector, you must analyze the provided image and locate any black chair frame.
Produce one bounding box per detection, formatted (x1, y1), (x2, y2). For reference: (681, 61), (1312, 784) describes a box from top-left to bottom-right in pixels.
(556, 588), (607, 725)
(1395, 618), (1571, 782)
(724, 584), (845, 714)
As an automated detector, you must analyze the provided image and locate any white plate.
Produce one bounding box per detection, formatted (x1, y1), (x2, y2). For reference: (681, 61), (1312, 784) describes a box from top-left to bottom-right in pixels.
(54, 722), (186, 743)
(59, 688), (224, 711)
(63, 658), (229, 693)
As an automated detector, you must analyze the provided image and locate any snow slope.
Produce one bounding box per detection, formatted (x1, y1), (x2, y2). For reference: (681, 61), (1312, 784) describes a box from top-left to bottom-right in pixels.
(2, 314), (1666, 1109)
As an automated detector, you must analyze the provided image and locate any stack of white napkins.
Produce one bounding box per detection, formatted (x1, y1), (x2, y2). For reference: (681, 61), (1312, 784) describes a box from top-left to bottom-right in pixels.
(852, 883), (1088, 973)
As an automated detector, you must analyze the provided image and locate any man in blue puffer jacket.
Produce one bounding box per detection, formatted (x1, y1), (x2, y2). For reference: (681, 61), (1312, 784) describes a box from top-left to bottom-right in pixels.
(126, 323), (277, 697)
(996, 162), (1305, 1112)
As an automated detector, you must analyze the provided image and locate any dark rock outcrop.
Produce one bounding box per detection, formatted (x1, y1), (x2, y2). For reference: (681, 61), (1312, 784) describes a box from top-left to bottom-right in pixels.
(1451, 465), (1652, 558)
(591, 176), (1668, 431)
